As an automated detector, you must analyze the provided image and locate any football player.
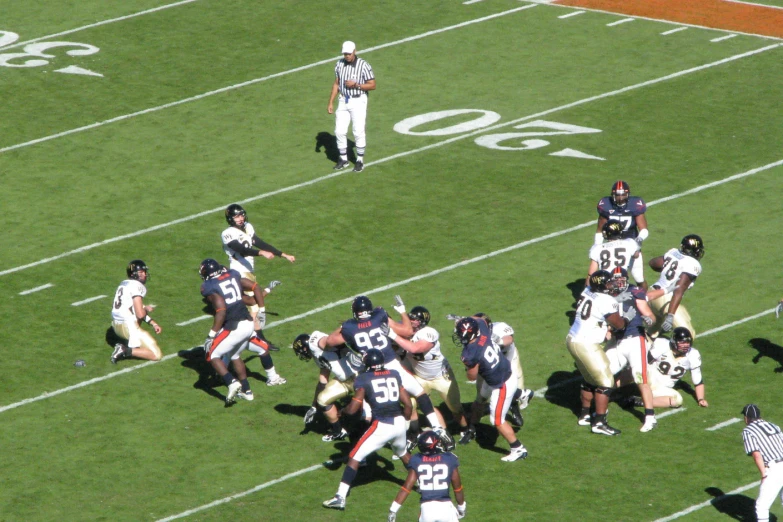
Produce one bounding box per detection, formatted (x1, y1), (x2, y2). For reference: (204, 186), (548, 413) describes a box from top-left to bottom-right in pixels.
(388, 430), (466, 522)
(647, 234), (705, 338)
(645, 327), (707, 408)
(603, 267), (658, 432)
(566, 270), (628, 435)
(455, 316), (528, 462)
(293, 331), (364, 441)
(323, 349), (413, 511)
(587, 220), (641, 288)
(110, 260), (163, 364)
(388, 306), (469, 441)
(221, 203), (294, 350)
(594, 180), (649, 289)
(199, 258), (284, 404)
(324, 296), (449, 435)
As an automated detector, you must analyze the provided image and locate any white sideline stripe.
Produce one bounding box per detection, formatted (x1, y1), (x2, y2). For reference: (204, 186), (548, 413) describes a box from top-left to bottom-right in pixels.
(18, 283), (54, 295)
(706, 418), (741, 431)
(71, 295), (106, 306)
(177, 159), (783, 326)
(2, 42), (778, 281)
(712, 34), (738, 42)
(0, 4), (537, 158)
(724, 0), (783, 9)
(653, 481), (761, 522)
(607, 17), (635, 26)
(0, 0), (199, 52)
(155, 464), (324, 522)
(463, 0), (484, 4)
(661, 27), (689, 35)
(537, 1), (783, 41)
(559, 10), (586, 18)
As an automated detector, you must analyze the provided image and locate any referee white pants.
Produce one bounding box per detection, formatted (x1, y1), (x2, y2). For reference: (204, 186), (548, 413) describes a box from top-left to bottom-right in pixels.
(756, 460), (783, 521)
(335, 94), (368, 151)
(419, 500), (459, 522)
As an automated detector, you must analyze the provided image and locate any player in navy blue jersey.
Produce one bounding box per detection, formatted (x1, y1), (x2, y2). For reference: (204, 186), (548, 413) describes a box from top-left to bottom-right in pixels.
(388, 430), (466, 521)
(199, 259), (283, 404)
(324, 296), (449, 440)
(595, 180), (649, 289)
(455, 317), (528, 462)
(323, 349), (413, 511)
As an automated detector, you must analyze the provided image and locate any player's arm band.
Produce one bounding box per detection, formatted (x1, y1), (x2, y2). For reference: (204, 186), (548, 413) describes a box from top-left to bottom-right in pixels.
(144, 315), (154, 324)
(594, 232), (604, 245)
(454, 485), (463, 492)
(637, 228), (649, 241)
(351, 397), (362, 403)
(399, 486), (411, 493)
(390, 501), (402, 513)
(208, 330), (218, 338)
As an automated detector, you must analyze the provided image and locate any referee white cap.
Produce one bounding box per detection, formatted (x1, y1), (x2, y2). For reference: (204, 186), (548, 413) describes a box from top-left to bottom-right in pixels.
(341, 41), (356, 54)
(742, 404), (761, 419)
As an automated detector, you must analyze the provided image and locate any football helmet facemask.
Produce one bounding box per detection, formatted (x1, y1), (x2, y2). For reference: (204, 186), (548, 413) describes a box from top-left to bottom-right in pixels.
(126, 259), (149, 281)
(602, 220), (624, 241)
(363, 348), (385, 371)
(610, 180), (630, 208)
(225, 203), (247, 229)
(199, 258), (224, 281)
(609, 266), (629, 296)
(417, 430), (444, 455)
(292, 333), (313, 361)
(408, 306), (431, 330)
(679, 234), (705, 260)
(670, 327), (693, 357)
(352, 295), (373, 321)
(589, 270), (613, 294)
(453, 317), (480, 347)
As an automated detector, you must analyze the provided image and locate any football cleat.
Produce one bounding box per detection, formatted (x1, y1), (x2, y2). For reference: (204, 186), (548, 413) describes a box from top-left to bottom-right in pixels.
(507, 402), (524, 427)
(501, 445), (528, 462)
(322, 428), (349, 442)
(304, 406), (317, 424)
(352, 160), (364, 172)
(225, 380), (241, 404)
(237, 390), (254, 401)
(110, 343), (126, 364)
(577, 414), (592, 426)
(591, 422), (621, 436)
(322, 495), (346, 510)
(266, 375), (287, 386)
(518, 389), (535, 410)
(459, 426), (476, 445)
(265, 342), (280, 352)
(333, 160), (351, 170)
(640, 417), (658, 433)
(433, 428), (456, 452)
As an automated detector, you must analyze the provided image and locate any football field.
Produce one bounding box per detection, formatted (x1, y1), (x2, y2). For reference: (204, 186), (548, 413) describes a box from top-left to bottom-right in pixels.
(1, 1), (783, 520)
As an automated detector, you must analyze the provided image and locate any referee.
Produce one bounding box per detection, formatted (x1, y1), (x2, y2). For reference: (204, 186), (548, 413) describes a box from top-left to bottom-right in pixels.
(327, 40), (376, 173)
(742, 404), (783, 522)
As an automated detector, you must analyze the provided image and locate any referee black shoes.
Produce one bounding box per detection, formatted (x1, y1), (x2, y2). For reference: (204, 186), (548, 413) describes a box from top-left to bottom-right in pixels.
(333, 160), (350, 170)
(352, 160), (364, 172)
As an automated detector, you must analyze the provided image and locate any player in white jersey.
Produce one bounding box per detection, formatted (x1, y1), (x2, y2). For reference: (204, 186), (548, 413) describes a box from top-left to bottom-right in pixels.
(293, 331), (367, 442)
(588, 220), (641, 286)
(566, 270), (627, 435)
(645, 327), (707, 408)
(110, 260), (162, 364)
(647, 234), (704, 338)
(391, 306), (468, 440)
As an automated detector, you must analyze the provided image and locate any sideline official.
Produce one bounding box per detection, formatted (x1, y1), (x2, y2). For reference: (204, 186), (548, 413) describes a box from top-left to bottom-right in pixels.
(742, 404), (783, 522)
(327, 40), (375, 173)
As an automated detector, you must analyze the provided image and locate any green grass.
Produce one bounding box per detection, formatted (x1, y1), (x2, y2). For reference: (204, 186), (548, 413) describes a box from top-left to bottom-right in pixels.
(1, 1), (783, 520)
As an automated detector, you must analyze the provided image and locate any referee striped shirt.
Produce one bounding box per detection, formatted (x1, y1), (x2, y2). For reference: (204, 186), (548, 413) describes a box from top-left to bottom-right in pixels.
(335, 56), (374, 99)
(743, 419), (783, 465)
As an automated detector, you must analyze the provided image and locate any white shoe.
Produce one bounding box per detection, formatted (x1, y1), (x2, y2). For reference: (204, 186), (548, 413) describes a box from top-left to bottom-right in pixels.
(266, 375), (287, 386)
(322, 495), (346, 510)
(518, 389), (535, 410)
(640, 417), (658, 432)
(322, 428), (348, 442)
(238, 390), (254, 401)
(501, 445), (528, 462)
(577, 414), (591, 426)
(226, 380), (241, 403)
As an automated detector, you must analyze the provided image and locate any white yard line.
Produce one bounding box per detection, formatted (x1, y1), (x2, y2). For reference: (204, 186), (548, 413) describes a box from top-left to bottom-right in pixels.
(661, 27), (689, 36)
(712, 33), (739, 42)
(706, 418), (742, 431)
(71, 295), (106, 306)
(558, 10), (586, 18)
(0, 4), (537, 158)
(607, 17), (635, 26)
(724, 0), (783, 9)
(1, 42), (779, 279)
(658, 408), (687, 419)
(653, 481), (761, 521)
(0, 0), (200, 51)
(18, 283), (54, 295)
(155, 464), (324, 521)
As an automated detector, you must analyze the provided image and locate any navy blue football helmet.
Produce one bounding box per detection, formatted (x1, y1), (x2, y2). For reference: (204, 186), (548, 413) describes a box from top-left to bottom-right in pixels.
(352, 295), (373, 320)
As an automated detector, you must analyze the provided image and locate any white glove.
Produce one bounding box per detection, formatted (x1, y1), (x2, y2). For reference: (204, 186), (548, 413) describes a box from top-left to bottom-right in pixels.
(457, 502), (467, 519)
(776, 302), (783, 319)
(393, 295), (406, 314)
(661, 314), (675, 332)
(642, 315), (654, 326)
(446, 314), (463, 322)
(387, 512), (397, 522)
(622, 306), (637, 323)
(204, 336), (214, 352)
(266, 280), (282, 292)
(635, 236), (645, 246)
(383, 321), (398, 341)
(257, 310), (267, 329)
(304, 406), (317, 424)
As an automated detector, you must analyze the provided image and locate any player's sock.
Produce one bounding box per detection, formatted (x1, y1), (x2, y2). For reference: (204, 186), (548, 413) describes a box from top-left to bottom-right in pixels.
(259, 353), (275, 373)
(579, 407), (591, 418)
(644, 408), (655, 417)
(221, 373), (234, 386)
(337, 479), (352, 498)
(240, 379), (250, 392)
(329, 420), (343, 433)
(510, 440), (523, 449)
(513, 388), (523, 401)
